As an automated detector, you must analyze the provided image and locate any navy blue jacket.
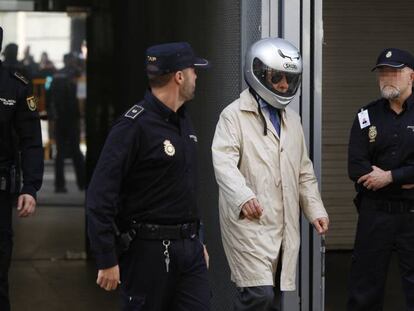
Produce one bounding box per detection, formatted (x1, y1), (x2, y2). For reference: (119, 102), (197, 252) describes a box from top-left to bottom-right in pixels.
(87, 91), (200, 269)
(0, 62), (43, 198)
(348, 91), (414, 200)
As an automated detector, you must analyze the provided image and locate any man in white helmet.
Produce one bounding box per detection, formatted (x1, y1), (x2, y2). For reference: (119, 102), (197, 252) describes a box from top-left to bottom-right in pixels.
(211, 37), (329, 310)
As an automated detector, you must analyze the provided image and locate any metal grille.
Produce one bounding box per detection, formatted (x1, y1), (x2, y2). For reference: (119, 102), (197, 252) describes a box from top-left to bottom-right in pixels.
(190, 1), (262, 310)
(191, 1), (243, 309)
(241, 0), (262, 90)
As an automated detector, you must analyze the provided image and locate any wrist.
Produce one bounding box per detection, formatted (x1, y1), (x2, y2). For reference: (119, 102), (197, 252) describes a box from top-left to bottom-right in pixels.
(387, 170), (393, 184)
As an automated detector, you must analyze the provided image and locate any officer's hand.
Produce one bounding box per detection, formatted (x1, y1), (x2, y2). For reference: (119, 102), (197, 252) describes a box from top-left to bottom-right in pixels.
(402, 184), (414, 189)
(312, 217), (329, 235)
(203, 245), (210, 269)
(17, 194), (36, 217)
(97, 265), (121, 291)
(357, 165), (393, 191)
(240, 198), (263, 220)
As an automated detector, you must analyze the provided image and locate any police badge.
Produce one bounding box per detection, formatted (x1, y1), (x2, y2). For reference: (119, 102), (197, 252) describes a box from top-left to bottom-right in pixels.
(26, 96), (38, 111)
(368, 126), (377, 143)
(163, 140), (175, 156)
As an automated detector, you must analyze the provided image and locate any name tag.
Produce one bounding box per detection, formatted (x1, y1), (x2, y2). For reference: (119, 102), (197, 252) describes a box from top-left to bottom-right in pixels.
(358, 109), (370, 129)
(0, 97), (16, 106)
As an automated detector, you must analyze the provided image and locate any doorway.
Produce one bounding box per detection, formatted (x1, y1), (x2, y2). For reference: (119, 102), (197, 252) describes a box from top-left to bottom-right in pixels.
(0, 10), (117, 310)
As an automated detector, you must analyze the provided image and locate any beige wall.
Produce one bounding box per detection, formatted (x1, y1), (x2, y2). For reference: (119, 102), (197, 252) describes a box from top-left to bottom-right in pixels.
(322, 0), (414, 249)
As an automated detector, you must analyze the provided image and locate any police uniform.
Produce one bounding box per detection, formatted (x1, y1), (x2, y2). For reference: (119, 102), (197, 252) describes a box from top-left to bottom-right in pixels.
(87, 42), (210, 311)
(0, 26), (43, 311)
(347, 48), (414, 310)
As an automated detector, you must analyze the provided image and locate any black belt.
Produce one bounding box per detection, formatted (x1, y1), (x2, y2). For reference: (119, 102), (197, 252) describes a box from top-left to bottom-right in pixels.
(129, 221), (199, 240)
(363, 197), (414, 213)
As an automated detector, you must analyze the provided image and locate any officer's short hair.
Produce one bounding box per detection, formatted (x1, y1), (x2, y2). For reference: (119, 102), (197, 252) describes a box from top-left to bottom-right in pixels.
(147, 72), (174, 88)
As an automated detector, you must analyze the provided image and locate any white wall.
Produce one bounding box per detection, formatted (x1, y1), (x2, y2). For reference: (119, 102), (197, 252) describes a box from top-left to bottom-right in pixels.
(0, 12), (70, 68)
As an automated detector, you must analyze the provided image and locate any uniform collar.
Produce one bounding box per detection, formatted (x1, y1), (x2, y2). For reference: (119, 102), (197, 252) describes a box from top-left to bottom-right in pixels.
(144, 89), (186, 120)
(382, 90), (414, 113)
(405, 91), (414, 111)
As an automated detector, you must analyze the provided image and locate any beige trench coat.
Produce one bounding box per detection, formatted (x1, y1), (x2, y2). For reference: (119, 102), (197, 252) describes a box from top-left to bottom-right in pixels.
(212, 89), (328, 290)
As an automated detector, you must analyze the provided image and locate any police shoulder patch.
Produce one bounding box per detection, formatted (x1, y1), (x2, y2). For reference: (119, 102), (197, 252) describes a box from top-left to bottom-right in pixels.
(26, 96), (38, 111)
(124, 105), (144, 119)
(12, 72), (29, 85)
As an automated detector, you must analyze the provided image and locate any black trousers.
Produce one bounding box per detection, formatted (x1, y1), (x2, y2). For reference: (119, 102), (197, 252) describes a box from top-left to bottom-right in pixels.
(54, 122), (85, 190)
(347, 200), (414, 311)
(119, 237), (210, 311)
(234, 252), (282, 311)
(234, 286), (282, 311)
(0, 192), (13, 311)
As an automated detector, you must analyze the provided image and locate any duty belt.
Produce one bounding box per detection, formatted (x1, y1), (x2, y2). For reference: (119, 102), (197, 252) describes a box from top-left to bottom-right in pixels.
(129, 221), (199, 240)
(363, 197), (414, 213)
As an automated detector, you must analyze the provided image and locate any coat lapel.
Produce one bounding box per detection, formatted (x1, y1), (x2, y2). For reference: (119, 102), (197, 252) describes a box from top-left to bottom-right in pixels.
(239, 89), (280, 140)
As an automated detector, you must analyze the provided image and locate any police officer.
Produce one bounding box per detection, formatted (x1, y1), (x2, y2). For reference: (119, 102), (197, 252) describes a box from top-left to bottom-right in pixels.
(50, 53), (85, 193)
(86, 42), (210, 311)
(0, 27), (44, 311)
(348, 48), (414, 310)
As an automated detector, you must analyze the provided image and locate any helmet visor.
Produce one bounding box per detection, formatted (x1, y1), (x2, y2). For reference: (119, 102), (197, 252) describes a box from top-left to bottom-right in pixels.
(253, 58), (301, 98)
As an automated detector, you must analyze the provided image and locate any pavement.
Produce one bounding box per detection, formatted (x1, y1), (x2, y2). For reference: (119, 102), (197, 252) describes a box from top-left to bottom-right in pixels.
(8, 161), (407, 310)
(9, 160), (119, 311)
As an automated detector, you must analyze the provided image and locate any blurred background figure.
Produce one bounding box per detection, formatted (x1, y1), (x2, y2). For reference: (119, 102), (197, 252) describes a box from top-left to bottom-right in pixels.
(21, 46), (39, 78)
(50, 53), (85, 193)
(78, 39), (87, 72)
(38, 51), (57, 150)
(2, 43), (25, 75)
(38, 52), (56, 77)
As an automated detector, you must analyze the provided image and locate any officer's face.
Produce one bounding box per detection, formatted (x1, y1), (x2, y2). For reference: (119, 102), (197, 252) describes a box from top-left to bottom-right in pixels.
(377, 66), (414, 100)
(180, 67), (197, 101)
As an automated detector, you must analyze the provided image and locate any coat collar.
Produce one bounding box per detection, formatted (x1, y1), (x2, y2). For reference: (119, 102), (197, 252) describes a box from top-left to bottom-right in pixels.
(239, 88), (288, 139)
(239, 88), (287, 119)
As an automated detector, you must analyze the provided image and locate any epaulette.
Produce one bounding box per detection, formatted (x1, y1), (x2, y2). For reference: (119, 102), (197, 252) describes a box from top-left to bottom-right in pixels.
(124, 105), (144, 120)
(361, 98), (384, 111)
(12, 71), (29, 85)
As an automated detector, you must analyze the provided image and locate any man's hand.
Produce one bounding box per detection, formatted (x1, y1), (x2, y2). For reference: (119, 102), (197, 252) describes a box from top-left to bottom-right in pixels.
(312, 217), (329, 235)
(357, 165), (392, 191)
(203, 245), (209, 269)
(97, 265), (120, 291)
(240, 198), (263, 220)
(17, 194), (36, 217)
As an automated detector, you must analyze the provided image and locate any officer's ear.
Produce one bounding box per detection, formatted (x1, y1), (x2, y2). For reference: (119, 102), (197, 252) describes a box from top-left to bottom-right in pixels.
(174, 71), (184, 85)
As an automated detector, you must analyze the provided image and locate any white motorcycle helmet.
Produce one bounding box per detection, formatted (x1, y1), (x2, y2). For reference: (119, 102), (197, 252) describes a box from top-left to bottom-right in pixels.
(244, 37), (302, 110)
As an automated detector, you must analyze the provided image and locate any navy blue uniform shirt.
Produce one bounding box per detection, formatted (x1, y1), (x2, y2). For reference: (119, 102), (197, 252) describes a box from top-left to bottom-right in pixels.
(0, 62), (43, 198)
(87, 90), (199, 269)
(348, 91), (414, 200)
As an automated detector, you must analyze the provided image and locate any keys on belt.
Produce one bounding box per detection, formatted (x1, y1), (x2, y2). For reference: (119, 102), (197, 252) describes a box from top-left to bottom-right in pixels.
(122, 221), (199, 274)
(130, 222), (199, 240)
